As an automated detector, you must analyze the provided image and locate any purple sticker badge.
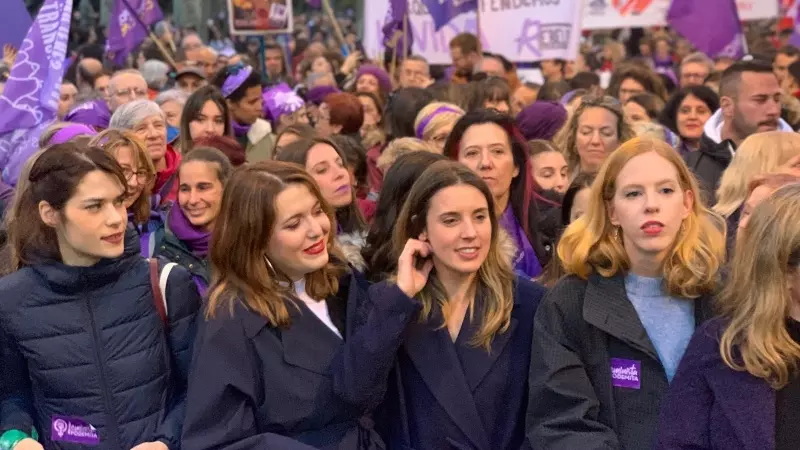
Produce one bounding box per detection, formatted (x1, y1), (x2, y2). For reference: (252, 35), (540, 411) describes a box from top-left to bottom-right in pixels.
(610, 358), (641, 390)
(51, 416), (100, 446)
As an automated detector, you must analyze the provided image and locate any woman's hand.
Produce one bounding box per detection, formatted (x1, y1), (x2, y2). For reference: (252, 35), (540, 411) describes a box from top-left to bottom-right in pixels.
(340, 51), (362, 75)
(13, 439), (43, 450)
(396, 239), (434, 298)
(3, 44), (18, 67)
(130, 441), (168, 450)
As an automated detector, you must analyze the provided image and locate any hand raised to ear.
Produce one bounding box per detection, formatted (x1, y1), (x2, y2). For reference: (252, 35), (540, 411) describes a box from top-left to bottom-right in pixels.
(396, 239), (434, 298)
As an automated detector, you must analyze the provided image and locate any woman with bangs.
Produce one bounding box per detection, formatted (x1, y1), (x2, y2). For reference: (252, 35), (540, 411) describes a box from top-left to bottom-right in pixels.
(334, 160), (546, 449)
(444, 109), (549, 278)
(657, 183), (800, 450)
(89, 129), (159, 256)
(527, 138), (725, 450)
(181, 161), (384, 449)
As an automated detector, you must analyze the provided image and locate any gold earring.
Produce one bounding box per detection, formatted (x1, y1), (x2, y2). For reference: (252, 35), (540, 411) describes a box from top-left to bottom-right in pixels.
(264, 255), (276, 275)
(614, 226), (622, 242)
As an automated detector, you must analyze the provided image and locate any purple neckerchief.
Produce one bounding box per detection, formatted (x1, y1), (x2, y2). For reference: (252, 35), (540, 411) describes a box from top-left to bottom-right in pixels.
(193, 276), (208, 297)
(129, 209), (164, 257)
(499, 205), (542, 278)
(168, 204), (211, 258)
(232, 120), (252, 139)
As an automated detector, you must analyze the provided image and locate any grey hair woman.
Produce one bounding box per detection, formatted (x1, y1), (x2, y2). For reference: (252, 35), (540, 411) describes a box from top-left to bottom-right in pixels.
(110, 99), (180, 206)
(155, 88), (189, 130)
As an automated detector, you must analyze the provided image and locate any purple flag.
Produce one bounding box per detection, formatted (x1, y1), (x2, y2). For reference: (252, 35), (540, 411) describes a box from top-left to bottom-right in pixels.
(790, 6), (800, 48)
(382, 0), (413, 55)
(106, 0), (164, 65)
(0, 0), (33, 49)
(667, 0), (745, 59)
(0, 0), (73, 185)
(422, 0), (477, 31)
(306, 0), (321, 7)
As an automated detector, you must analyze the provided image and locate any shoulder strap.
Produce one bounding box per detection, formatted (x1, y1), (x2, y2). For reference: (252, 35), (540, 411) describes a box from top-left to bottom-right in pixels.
(148, 259), (178, 327)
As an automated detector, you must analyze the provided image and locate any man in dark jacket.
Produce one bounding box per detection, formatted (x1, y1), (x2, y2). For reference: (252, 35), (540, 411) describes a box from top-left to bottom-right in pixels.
(685, 60), (789, 200)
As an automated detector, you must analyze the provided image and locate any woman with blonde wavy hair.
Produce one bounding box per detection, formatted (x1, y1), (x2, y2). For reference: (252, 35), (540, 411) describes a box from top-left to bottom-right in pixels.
(413, 101), (465, 152)
(554, 94), (636, 177)
(657, 183), (800, 450)
(714, 131), (800, 233)
(527, 138), (725, 450)
(332, 160), (546, 449)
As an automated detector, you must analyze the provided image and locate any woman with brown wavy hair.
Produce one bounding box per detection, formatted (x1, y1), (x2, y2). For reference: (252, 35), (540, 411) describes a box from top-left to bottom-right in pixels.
(657, 183), (800, 450)
(181, 161), (384, 449)
(334, 160), (546, 449)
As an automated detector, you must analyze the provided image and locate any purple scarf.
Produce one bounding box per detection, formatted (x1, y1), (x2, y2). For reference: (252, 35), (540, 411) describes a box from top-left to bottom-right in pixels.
(168, 205), (211, 258)
(232, 120), (251, 139)
(499, 206), (542, 278)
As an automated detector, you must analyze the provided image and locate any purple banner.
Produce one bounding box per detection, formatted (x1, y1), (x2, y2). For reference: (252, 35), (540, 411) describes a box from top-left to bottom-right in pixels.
(667, 0), (745, 59)
(421, 0), (477, 31)
(106, 0), (164, 65)
(0, 0), (33, 49)
(0, 0), (73, 185)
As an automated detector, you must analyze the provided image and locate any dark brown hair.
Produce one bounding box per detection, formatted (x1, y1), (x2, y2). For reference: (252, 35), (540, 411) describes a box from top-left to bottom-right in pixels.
(207, 161), (345, 325)
(8, 143), (127, 269)
(607, 64), (669, 100)
(192, 135), (246, 166)
(179, 85), (232, 152)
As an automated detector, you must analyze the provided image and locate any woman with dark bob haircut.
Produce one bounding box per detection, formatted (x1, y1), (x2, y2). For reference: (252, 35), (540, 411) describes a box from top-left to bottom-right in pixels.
(361, 151), (449, 282)
(444, 108), (550, 276)
(178, 85), (232, 152)
(659, 85), (719, 155)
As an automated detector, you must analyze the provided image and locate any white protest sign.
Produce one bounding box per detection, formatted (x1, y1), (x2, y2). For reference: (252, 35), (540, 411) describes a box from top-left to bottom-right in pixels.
(736, 0), (779, 21)
(582, 0), (671, 30)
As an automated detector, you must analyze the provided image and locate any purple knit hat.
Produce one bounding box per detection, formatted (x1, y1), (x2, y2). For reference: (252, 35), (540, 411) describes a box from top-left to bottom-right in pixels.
(63, 99), (111, 130)
(516, 101), (568, 142)
(305, 85), (340, 106)
(356, 65), (393, 93)
(263, 83), (305, 125)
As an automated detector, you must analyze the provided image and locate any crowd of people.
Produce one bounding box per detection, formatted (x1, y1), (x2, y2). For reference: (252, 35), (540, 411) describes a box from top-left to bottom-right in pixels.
(1, 12), (800, 450)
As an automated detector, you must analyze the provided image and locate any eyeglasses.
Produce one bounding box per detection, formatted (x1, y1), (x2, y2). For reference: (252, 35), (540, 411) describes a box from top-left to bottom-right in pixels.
(122, 168), (153, 184)
(112, 88), (148, 100)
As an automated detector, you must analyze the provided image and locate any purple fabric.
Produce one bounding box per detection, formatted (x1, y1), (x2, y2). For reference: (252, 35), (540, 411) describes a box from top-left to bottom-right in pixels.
(415, 106), (461, 138)
(306, 0), (321, 7)
(421, 0), (477, 31)
(356, 65), (393, 93)
(106, 0), (163, 65)
(222, 65), (253, 98)
(499, 205), (542, 278)
(263, 83), (304, 124)
(306, 85), (340, 105)
(0, 0), (32, 49)
(667, 0), (745, 58)
(382, 0), (413, 54)
(63, 99), (111, 129)
(792, 7), (800, 47)
(0, 0), (73, 186)
(0, 180), (14, 204)
(516, 101), (568, 142)
(231, 120), (251, 139)
(49, 123), (98, 145)
(168, 204), (211, 258)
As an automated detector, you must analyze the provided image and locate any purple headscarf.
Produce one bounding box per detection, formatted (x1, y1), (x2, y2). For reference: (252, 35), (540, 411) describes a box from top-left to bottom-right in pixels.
(63, 100), (111, 130)
(49, 124), (98, 145)
(306, 85), (340, 106)
(516, 101), (568, 142)
(356, 65), (393, 93)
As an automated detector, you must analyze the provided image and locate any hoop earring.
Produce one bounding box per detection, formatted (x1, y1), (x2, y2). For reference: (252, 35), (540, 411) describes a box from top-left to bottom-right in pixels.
(264, 255), (276, 275)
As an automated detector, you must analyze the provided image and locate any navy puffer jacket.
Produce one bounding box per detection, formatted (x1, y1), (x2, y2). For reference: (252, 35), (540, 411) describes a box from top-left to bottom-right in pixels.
(0, 249), (201, 449)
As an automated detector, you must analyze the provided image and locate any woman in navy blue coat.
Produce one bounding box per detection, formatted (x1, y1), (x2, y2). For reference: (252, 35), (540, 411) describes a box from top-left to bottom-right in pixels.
(657, 183), (800, 450)
(336, 160), (545, 450)
(181, 161), (384, 450)
(0, 144), (200, 450)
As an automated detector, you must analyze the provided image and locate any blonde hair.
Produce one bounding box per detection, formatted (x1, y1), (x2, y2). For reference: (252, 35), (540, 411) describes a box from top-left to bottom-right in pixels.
(377, 137), (438, 172)
(719, 183), (800, 388)
(89, 129), (156, 225)
(392, 161), (515, 350)
(558, 137), (724, 298)
(554, 95), (636, 176)
(413, 102), (465, 141)
(714, 132), (800, 217)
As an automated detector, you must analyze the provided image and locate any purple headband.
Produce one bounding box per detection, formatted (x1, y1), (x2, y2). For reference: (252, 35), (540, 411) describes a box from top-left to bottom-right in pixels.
(416, 106), (461, 139)
(221, 65), (254, 98)
(49, 124), (98, 145)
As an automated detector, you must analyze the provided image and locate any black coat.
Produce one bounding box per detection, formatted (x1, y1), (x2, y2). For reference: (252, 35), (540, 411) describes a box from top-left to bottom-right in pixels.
(0, 254), (201, 450)
(683, 134), (734, 202)
(181, 270), (384, 450)
(334, 278), (546, 450)
(526, 274), (714, 450)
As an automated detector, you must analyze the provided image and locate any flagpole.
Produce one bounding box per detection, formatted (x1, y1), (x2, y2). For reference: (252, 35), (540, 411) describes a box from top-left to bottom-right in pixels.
(118, 0), (178, 69)
(402, 12), (409, 59)
(476, 1), (482, 54)
(321, 0), (349, 51)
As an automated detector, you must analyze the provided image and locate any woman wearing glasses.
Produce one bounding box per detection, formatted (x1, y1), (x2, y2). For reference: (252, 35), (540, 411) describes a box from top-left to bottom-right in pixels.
(90, 129), (160, 257)
(554, 95), (636, 177)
